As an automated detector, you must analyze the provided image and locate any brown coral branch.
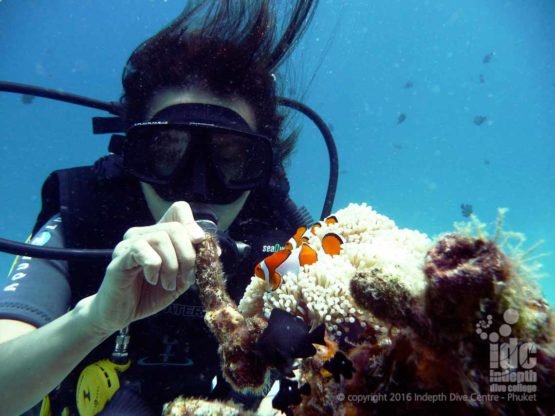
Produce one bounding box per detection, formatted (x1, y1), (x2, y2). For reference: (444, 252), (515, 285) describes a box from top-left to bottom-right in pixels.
(195, 233), (270, 393)
(195, 232), (231, 312)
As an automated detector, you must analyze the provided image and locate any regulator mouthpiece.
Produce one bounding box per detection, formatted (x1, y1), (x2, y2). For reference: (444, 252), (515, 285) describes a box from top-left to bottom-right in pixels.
(194, 208), (218, 234)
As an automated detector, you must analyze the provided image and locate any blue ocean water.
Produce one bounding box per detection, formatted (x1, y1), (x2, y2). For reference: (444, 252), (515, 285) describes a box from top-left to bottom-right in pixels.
(1, 0), (553, 303)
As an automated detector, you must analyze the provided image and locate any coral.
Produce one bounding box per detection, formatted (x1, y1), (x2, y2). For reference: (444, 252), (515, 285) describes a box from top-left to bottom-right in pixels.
(350, 269), (417, 329)
(189, 204), (555, 415)
(423, 234), (512, 341)
(239, 203), (430, 342)
(162, 397), (255, 416)
(195, 233), (270, 393)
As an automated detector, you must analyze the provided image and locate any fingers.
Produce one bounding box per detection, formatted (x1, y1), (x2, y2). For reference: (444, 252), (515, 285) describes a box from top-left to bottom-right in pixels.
(140, 232), (178, 290)
(111, 239), (163, 284)
(114, 202), (205, 293)
(125, 222), (194, 268)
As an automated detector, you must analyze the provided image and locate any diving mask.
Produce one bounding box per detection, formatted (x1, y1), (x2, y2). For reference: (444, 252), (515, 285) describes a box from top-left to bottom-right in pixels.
(122, 103), (274, 203)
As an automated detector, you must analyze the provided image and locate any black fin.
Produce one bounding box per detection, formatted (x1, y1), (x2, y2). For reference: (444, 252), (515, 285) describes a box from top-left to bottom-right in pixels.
(296, 343), (316, 359)
(308, 323), (326, 346)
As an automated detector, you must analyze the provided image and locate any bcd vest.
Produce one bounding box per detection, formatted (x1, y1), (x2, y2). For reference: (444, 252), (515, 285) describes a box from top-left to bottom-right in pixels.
(32, 154), (299, 412)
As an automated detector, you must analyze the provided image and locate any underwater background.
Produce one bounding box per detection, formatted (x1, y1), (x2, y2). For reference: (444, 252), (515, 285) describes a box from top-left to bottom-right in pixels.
(0, 0), (554, 303)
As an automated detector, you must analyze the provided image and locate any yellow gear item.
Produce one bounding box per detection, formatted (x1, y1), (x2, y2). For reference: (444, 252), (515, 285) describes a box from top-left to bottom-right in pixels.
(75, 359), (131, 416)
(39, 395), (69, 416)
(39, 395), (51, 416)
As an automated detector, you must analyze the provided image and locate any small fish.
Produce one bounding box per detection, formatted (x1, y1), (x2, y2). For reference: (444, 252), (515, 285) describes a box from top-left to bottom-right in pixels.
(461, 203), (473, 218)
(484, 159), (491, 165)
(285, 215), (340, 250)
(272, 378), (311, 416)
(260, 219), (344, 290)
(309, 215), (338, 236)
(479, 73), (485, 84)
(254, 237), (338, 290)
(324, 215), (338, 225)
(483, 52), (494, 63)
(473, 115), (487, 126)
(255, 243), (318, 291)
(321, 233), (344, 256)
(403, 80), (414, 89)
(253, 308), (326, 377)
(323, 351), (355, 382)
(21, 94), (35, 104)
(297, 243), (319, 267)
(284, 226), (309, 250)
(397, 113), (407, 124)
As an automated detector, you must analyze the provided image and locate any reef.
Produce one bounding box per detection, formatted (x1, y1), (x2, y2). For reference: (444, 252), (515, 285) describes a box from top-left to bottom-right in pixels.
(170, 203), (555, 415)
(162, 396), (255, 416)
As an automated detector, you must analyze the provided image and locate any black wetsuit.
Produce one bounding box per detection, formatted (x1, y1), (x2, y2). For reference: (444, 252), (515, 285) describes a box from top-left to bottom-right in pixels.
(0, 155), (298, 415)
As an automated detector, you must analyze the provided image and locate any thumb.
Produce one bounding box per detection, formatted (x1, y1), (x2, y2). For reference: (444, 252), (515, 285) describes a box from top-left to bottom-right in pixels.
(159, 201), (205, 242)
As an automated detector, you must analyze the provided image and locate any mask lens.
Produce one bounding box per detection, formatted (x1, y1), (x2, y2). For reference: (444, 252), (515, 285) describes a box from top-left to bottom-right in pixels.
(125, 125), (192, 182)
(150, 129), (191, 177)
(210, 132), (271, 188)
(125, 122), (273, 190)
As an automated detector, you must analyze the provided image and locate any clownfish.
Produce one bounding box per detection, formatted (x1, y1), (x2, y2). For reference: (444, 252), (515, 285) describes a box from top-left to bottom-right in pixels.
(255, 216), (344, 291)
(255, 243), (319, 291)
(310, 215), (339, 236)
(321, 232), (344, 256)
(284, 225), (309, 251)
(324, 215), (338, 225)
(285, 215), (340, 251)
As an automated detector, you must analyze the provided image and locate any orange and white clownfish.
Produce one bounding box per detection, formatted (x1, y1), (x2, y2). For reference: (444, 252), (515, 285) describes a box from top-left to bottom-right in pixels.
(285, 215), (340, 251)
(311, 215), (339, 235)
(321, 232), (344, 256)
(284, 225), (309, 251)
(254, 243), (319, 291)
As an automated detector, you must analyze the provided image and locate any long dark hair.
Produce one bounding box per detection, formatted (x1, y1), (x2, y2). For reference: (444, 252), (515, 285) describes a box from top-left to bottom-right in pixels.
(121, 0), (317, 163)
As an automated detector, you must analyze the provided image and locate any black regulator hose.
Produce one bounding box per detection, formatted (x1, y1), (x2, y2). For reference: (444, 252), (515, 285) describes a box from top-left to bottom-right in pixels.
(278, 97), (338, 220)
(0, 238), (113, 260)
(0, 81), (122, 115)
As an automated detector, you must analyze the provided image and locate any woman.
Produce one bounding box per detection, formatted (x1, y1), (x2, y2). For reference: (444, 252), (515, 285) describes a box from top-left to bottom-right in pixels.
(0, 1), (317, 414)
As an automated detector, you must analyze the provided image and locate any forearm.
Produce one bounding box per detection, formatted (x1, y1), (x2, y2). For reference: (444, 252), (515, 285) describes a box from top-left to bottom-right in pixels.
(0, 295), (112, 415)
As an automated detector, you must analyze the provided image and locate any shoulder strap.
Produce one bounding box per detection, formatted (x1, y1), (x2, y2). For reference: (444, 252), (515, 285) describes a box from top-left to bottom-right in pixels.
(33, 156), (154, 303)
(34, 156), (153, 249)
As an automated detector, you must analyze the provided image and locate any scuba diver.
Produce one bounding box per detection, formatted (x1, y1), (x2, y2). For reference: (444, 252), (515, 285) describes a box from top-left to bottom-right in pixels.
(0, 1), (339, 415)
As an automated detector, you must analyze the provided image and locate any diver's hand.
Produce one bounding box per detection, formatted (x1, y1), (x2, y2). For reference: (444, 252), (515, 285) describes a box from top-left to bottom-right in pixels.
(86, 201), (205, 335)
